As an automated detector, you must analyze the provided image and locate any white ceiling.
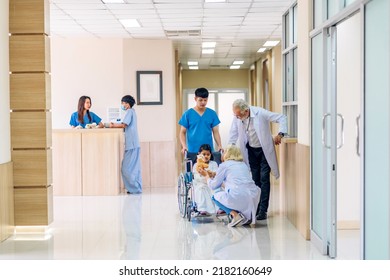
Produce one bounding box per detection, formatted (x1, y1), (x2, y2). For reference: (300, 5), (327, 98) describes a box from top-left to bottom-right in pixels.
(50, 0), (294, 69)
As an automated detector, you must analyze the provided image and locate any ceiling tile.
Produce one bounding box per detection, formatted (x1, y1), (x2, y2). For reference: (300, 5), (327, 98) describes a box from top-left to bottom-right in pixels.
(50, 0), (289, 69)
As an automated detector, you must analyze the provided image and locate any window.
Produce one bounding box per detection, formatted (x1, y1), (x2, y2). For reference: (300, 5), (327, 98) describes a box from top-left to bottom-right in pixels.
(183, 89), (248, 148)
(282, 2), (298, 137)
(314, 0), (359, 29)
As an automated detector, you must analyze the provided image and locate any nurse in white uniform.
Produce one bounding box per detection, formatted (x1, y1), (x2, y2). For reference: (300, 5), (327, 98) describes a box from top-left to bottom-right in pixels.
(200, 145), (261, 227)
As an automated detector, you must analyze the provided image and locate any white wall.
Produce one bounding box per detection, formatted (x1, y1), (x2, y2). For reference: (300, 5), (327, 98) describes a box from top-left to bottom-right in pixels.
(51, 38), (176, 142)
(297, 0), (311, 146)
(0, 0), (10, 164)
(51, 38), (124, 129)
(123, 39), (175, 142)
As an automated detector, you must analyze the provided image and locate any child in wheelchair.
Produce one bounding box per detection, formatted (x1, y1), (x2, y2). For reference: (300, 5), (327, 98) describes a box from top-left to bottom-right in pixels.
(192, 144), (219, 216)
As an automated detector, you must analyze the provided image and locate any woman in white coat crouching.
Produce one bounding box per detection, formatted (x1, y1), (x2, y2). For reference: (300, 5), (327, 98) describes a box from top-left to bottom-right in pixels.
(199, 145), (261, 227)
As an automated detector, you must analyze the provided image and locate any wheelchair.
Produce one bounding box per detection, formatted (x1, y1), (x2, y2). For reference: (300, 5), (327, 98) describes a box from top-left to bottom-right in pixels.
(177, 151), (224, 222)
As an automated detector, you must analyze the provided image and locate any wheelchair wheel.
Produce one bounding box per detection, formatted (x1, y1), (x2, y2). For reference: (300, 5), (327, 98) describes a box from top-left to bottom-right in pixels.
(177, 174), (187, 218)
(187, 204), (192, 222)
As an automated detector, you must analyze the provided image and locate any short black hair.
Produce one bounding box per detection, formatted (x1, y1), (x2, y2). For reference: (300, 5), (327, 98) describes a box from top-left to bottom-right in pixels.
(198, 143), (214, 161)
(121, 95), (135, 107)
(195, 88), (209, 98)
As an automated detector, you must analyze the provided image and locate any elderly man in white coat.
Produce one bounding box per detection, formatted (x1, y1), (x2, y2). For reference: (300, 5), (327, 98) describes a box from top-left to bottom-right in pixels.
(228, 99), (287, 221)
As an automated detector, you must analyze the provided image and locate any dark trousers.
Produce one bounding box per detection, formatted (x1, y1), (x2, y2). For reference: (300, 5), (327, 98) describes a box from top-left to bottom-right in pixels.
(246, 143), (271, 215)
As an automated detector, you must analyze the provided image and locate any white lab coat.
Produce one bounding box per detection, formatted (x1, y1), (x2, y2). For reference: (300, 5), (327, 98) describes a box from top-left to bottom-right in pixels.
(228, 106), (287, 179)
(207, 160), (261, 225)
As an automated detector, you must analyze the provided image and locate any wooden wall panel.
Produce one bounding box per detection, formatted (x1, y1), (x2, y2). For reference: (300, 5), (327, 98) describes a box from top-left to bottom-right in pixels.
(0, 162), (14, 242)
(150, 141), (176, 187)
(9, 0), (50, 34)
(280, 139), (310, 240)
(10, 73), (51, 110)
(11, 111), (52, 149)
(9, 0), (52, 227)
(82, 130), (122, 195)
(14, 186), (53, 226)
(140, 142), (150, 188)
(12, 149), (52, 187)
(52, 131), (82, 196)
(9, 34), (50, 72)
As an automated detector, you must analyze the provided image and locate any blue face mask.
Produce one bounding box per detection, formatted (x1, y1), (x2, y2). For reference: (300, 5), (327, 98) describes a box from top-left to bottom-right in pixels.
(121, 105), (127, 111)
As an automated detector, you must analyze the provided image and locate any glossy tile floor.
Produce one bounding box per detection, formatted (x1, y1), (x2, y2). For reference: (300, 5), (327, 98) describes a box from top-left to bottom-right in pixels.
(0, 188), (359, 260)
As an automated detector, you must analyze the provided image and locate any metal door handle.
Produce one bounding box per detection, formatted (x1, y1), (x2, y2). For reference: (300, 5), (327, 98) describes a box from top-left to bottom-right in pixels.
(322, 113), (331, 149)
(356, 115), (361, 156)
(337, 113), (344, 149)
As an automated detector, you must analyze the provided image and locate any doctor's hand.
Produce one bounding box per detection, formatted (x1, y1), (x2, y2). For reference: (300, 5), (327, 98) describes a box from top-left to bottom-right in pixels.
(274, 134), (283, 145)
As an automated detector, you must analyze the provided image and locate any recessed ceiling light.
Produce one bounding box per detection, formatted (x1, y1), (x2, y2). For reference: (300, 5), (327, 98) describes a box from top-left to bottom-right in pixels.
(189, 66), (199, 70)
(233, 60), (244, 65)
(101, 0), (125, 3)
(187, 61), (198, 66)
(205, 0), (226, 3)
(202, 42), (216, 48)
(202, 49), (215, 54)
(263, 40), (280, 47)
(119, 19), (141, 28)
(257, 47), (267, 53)
(230, 65), (240, 69)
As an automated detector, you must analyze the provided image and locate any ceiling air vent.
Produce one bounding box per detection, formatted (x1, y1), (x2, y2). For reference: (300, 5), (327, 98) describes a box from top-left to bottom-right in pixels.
(165, 30), (201, 37)
(209, 65), (229, 69)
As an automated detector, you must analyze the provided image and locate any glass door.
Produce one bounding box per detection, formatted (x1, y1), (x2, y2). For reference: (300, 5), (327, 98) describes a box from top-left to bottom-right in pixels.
(364, 0), (390, 259)
(312, 10), (362, 260)
(311, 30), (331, 255)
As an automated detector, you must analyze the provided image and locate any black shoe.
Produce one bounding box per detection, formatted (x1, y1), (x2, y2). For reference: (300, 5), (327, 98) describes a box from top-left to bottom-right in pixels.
(256, 212), (267, 221)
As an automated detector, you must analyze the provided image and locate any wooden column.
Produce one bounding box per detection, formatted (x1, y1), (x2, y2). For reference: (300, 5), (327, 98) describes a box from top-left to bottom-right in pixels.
(9, 0), (52, 226)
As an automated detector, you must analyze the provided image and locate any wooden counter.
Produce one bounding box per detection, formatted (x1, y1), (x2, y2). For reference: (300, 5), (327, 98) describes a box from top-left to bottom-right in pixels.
(52, 129), (124, 196)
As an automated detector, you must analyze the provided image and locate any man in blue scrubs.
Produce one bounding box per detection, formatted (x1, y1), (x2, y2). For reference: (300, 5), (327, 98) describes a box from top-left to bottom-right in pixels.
(178, 88), (222, 156)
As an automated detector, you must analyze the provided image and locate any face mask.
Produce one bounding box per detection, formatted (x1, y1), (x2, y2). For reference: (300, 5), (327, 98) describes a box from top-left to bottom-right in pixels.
(121, 105), (127, 111)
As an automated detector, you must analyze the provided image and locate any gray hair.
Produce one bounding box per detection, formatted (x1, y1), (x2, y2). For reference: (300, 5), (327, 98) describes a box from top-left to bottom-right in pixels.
(233, 99), (249, 112)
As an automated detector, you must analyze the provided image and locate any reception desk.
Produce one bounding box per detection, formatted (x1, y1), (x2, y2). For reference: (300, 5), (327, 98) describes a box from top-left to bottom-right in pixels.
(52, 129), (124, 196)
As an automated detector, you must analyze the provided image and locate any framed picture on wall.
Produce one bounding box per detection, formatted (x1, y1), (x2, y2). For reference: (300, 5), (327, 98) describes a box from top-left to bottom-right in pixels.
(136, 71), (163, 105)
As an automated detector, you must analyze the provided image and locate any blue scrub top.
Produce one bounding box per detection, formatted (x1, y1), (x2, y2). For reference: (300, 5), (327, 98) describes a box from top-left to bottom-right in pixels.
(178, 108), (220, 153)
(69, 111), (102, 128)
(122, 108), (140, 150)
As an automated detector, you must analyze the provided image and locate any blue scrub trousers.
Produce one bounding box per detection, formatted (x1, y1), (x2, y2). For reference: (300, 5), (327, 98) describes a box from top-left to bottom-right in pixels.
(122, 148), (142, 194)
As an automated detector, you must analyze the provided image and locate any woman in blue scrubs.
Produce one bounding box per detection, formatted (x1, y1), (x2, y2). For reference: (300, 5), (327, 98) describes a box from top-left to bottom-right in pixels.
(69, 95), (104, 128)
(110, 95), (142, 194)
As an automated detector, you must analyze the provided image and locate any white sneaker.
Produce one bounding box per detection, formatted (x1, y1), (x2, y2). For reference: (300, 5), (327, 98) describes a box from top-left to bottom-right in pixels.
(228, 213), (245, 227)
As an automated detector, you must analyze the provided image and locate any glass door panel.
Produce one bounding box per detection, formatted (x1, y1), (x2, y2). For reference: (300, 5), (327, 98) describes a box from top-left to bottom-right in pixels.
(364, 0), (390, 259)
(311, 32), (330, 254)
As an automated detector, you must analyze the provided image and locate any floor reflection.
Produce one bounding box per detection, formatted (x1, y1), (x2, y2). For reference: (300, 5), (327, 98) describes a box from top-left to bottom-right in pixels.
(0, 188), (335, 260)
(177, 217), (272, 260)
(120, 194), (142, 260)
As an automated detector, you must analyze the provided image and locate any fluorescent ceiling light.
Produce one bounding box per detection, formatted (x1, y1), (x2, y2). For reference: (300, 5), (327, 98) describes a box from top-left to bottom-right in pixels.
(233, 60), (244, 65)
(257, 47), (266, 53)
(101, 0), (125, 3)
(202, 49), (215, 54)
(119, 19), (141, 28)
(263, 40), (280, 47)
(202, 42), (216, 48)
(189, 66), (199, 70)
(205, 0), (226, 3)
(230, 65), (240, 69)
(187, 61), (198, 66)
